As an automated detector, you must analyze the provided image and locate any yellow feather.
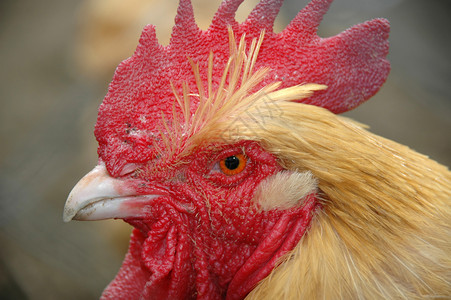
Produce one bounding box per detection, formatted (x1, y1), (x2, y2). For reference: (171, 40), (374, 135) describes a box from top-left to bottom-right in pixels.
(232, 101), (451, 299)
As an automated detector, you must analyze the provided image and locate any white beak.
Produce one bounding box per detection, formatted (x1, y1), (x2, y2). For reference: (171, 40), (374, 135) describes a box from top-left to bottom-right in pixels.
(63, 163), (160, 222)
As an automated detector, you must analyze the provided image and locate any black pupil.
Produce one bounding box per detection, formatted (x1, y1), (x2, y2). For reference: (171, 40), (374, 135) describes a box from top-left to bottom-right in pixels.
(224, 156), (240, 170)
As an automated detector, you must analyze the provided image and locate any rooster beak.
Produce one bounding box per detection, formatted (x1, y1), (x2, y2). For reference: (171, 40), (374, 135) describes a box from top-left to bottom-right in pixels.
(63, 163), (160, 222)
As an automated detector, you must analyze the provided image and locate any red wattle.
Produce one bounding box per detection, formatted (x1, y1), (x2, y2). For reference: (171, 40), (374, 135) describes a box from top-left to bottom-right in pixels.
(226, 195), (317, 300)
(101, 193), (317, 299)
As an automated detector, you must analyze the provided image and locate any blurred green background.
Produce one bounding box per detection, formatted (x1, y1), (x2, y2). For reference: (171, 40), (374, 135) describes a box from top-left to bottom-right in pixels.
(1, 0), (450, 299)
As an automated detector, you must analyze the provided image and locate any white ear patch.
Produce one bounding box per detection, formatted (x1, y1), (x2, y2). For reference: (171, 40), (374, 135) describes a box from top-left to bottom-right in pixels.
(253, 170), (318, 211)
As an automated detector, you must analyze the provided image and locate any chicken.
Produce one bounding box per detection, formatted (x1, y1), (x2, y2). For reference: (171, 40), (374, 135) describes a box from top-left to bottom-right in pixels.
(63, 0), (451, 299)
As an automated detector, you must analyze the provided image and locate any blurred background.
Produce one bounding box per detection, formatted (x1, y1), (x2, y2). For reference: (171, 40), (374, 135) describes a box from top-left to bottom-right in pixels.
(0, 0), (450, 298)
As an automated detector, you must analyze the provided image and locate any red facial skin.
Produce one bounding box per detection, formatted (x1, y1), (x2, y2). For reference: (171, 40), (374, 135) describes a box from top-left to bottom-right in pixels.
(100, 141), (317, 299)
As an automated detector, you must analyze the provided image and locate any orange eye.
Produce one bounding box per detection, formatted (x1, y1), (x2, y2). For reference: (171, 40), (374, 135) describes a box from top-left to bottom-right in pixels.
(219, 154), (247, 176)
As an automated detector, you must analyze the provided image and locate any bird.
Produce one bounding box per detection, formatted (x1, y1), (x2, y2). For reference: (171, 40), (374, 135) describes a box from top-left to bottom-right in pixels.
(63, 0), (451, 299)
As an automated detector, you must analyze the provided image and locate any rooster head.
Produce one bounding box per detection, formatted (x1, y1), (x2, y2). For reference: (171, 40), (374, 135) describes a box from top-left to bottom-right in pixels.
(63, 0), (390, 299)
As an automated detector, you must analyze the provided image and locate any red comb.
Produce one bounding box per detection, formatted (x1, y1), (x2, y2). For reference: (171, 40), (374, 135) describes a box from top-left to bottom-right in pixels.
(95, 0), (390, 173)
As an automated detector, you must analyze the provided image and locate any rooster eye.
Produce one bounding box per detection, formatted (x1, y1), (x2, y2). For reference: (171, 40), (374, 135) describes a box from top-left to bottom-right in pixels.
(219, 154), (247, 175)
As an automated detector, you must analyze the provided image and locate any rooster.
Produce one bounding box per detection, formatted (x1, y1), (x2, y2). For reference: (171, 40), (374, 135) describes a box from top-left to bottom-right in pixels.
(63, 0), (451, 299)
